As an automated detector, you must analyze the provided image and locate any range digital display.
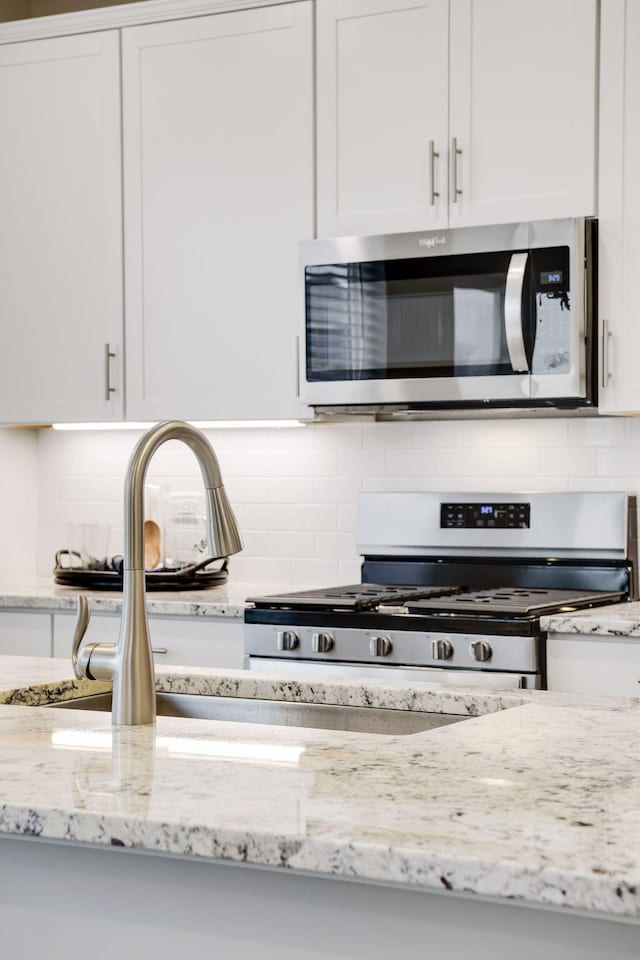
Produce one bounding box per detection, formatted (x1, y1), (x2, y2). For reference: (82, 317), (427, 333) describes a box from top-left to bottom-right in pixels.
(441, 502), (531, 529)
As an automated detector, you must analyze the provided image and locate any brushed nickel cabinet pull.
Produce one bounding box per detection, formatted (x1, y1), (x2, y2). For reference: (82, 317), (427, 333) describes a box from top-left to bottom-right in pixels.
(429, 140), (440, 206)
(451, 137), (463, 202)
(105, 343), (116, 401)
(602, 319), (612, 388)
(151, 647), (168, 656)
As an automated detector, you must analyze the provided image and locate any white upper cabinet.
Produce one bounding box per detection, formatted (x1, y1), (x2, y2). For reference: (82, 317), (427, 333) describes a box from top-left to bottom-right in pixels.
(0, 30), (124, 424)
(122, 3), (313, 422)
(598, 0), (640, 414)
(316, 0), (450, 238)
(449, 0), (597, 229)
(317, 0), (598, 238)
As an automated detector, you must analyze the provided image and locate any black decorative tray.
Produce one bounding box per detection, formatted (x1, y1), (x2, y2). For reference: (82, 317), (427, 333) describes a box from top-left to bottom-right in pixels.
(53, 552), (229, 591)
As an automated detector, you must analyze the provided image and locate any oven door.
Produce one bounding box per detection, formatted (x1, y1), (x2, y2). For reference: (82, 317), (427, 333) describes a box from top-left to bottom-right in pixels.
(301, 220), (585, 408)
(247, 658), (540, 689)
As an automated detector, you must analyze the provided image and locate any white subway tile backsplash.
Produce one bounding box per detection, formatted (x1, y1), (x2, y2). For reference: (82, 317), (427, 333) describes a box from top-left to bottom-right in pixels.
(264, 477), (316, 504)
(234, 503), (292, 531)
(314, 532), (359, 562)
(292, 504), (338, 532)
(268, 531), (315, 558)
(435, 447), (541, 477)
(596, 447), (640, 476)
(569, 417), (628, 447)
(290, 558), (340, 586)
(337, 504), (357, 533)
(315, 476), (363, 504)
(28, 415), (640, 585)
(538, 447), (597, 476)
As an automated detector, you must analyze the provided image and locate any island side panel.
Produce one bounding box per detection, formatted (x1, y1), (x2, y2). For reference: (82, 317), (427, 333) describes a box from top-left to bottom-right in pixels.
(0, 837), (638, 960)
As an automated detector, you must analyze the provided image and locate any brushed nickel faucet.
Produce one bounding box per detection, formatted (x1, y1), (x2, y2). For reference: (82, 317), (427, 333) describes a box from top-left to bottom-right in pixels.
(71, 420), (243, 725)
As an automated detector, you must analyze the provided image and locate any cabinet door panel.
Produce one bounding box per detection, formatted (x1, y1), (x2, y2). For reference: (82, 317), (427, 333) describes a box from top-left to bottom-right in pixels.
(123, 4), (313, 421)
(599, 0), (640, 413)
(449, 0), (597, 228)
(316, 0), (449, 237)
(0, 31), (123, 424)
(0, 613), (51, 657)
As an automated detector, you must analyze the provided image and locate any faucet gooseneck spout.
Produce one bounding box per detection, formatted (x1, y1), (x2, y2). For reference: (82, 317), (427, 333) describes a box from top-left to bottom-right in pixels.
(72, 421), (243, 726)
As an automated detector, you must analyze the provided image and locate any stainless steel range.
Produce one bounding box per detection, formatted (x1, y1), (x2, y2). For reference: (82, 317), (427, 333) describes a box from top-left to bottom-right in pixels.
(244, 492), (635, 689)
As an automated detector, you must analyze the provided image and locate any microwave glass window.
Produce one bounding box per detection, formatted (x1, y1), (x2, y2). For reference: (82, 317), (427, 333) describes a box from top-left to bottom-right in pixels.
(305, 251), (520, 381)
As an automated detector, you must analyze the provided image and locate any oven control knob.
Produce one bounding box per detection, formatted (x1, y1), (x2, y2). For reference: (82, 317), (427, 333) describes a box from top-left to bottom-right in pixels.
(470, 640), (493, 662)
(369, 635), (393, 657)
(312, 632), (334, 654)
(276, 630), (299, 652)
(432, 638), (453, 661)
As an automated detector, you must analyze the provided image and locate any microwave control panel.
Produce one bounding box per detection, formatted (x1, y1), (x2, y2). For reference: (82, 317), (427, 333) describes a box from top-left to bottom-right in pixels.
(531, 246), (571, 375)
(441, 502), (531, 530)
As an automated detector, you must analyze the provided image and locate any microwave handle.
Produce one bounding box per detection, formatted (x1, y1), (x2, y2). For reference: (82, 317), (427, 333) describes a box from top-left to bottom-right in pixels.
(504, 252), (530, 373)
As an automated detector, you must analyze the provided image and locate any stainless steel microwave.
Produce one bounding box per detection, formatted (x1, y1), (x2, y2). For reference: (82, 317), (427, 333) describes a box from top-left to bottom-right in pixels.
(299, 218), (596, 413)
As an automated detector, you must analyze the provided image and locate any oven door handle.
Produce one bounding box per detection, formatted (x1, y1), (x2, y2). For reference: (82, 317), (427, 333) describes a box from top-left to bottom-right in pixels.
(504, 251), (530, 373)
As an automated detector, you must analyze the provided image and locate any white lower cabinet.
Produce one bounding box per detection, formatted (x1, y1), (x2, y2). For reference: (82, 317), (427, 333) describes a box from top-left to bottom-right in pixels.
(0, 613), (52, 657)
(547, 633), (640, 697)
(52, 614), (244, 669)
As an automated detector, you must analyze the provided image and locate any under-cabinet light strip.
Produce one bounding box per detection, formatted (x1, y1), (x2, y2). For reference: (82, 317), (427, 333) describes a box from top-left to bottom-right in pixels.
(51, 420), (306, 431)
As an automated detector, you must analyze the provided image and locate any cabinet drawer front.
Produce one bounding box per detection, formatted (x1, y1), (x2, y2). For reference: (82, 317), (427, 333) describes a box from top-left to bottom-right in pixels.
(53, 614), (243, 669)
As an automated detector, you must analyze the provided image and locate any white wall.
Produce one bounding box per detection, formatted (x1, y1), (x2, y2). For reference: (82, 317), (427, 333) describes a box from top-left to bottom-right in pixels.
(35, 416), (640, 587)
(0, 429), (38, 585)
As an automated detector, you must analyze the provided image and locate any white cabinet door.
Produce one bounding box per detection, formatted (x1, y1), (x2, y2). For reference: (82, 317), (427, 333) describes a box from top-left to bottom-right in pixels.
(0, 31), (123, 424)
(598, 0), (640, 414)
(0, 613), (51, 657)
(53, 614), (244, 669)
(316, 0), (450, 238)
(547, 633), (640, 697)
(317, 0), (596, 238)
(449, 0), (597, 228)
(122, 4), (313, 422)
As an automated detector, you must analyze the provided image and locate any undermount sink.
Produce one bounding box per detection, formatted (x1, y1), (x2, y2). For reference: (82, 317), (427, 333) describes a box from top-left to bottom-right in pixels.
(48, 692), (468, 736)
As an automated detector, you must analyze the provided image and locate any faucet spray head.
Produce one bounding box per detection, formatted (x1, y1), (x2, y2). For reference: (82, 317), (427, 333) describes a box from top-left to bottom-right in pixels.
(205, 485), (243, 559)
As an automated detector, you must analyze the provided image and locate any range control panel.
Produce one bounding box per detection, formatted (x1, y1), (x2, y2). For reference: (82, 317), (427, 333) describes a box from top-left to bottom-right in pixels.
(441, 502), (531, 529)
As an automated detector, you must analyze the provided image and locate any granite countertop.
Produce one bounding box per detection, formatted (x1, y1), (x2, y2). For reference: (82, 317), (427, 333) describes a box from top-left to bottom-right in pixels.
(0, 579), (282, 618)
(0, 656), (639, 920)
(541, 600), (640, 637)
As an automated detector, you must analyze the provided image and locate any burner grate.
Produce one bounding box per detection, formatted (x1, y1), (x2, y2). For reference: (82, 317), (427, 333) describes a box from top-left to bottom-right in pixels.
(248, 583), (460, 612)
(407, 587), (625, 618)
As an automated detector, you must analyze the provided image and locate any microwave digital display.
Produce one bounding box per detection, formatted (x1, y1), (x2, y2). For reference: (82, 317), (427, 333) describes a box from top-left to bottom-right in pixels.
(540, 270), (563, 285)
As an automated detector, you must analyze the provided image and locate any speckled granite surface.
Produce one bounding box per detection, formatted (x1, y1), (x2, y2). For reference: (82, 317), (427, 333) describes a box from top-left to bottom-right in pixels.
(542, 600), (640, 637)
(0, 655), (111, 705)
(0, 656), (639, 920)
(0, 579), (270, 618)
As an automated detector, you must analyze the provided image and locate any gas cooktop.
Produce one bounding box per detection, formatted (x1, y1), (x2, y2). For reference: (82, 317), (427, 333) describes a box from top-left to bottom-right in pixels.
(248, 583), (460, 613)
(249, 583), (624, 620)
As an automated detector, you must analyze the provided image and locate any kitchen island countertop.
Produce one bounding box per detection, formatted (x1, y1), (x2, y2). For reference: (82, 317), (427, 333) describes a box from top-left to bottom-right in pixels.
(0, 656), (638, 924)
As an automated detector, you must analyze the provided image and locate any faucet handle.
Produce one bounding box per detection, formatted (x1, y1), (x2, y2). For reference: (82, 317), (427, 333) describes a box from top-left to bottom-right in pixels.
(72, 594), (91, 680)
